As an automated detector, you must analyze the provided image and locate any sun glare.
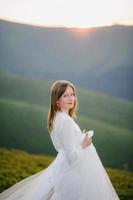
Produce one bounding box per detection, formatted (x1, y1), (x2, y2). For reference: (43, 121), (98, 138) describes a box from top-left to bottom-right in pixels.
(69, 28), (92, 38)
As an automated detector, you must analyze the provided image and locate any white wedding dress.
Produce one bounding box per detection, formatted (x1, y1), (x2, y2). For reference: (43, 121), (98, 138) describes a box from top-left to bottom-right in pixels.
(0, 111), (120, 200)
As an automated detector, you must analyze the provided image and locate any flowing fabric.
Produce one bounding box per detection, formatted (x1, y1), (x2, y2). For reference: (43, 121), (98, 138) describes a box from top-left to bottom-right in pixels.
(0, 111), (120, 200)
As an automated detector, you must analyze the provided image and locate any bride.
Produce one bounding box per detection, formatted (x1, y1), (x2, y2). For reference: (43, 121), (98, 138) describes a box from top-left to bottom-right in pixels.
(0, 80), (120, 200)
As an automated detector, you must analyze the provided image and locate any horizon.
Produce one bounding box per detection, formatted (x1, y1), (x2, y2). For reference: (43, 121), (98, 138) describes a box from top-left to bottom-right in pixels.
(1, 17), (133, 29)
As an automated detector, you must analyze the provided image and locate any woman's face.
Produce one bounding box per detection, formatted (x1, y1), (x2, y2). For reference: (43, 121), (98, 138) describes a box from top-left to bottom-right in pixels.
(57, 85), (76, 113)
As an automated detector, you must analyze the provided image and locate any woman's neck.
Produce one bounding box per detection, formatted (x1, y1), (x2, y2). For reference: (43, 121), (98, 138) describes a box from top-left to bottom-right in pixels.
(59, 109), (69, 114)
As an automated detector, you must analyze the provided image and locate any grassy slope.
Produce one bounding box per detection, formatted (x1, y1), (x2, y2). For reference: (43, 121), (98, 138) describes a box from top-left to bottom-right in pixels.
(0, 148), (133, 200)
(0, 148), (54, 192)
(0, 73), (133, 169)
(0, 98), (56, 155)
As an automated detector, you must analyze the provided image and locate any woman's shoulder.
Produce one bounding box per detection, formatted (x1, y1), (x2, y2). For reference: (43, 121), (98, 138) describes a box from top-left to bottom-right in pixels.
(55, 111), (72, 122)
(51, 111), (73, 133)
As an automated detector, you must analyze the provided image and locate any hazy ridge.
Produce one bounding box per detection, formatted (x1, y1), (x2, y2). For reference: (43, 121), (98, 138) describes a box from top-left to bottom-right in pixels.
(0, 19), (133, 100)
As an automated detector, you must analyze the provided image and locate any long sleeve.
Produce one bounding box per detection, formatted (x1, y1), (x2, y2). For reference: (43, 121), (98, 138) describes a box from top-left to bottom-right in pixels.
(60, 117), (83, 167)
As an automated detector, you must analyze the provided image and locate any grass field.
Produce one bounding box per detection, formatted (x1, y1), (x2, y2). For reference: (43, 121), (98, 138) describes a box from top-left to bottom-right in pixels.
(0, 148), (133, 200)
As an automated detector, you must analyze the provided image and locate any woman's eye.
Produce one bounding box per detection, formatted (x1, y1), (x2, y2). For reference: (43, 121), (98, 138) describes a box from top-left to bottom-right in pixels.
(70, 93), (75, 96)
(63, 93), (75, 97)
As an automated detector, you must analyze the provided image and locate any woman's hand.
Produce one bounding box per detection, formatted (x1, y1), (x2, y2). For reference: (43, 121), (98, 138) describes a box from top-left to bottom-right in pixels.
(81, 132), (92, 149)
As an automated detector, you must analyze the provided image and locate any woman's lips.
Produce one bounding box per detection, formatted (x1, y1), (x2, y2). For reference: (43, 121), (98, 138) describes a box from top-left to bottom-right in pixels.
(68, 103), (73, 106)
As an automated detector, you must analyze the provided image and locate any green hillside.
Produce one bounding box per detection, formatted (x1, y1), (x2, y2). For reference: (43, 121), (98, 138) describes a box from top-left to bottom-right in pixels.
(0, 98), (56, 155)
(0, 74), (132, 129)
(0, 74), (133, 170)
(0, 148), (133, 200)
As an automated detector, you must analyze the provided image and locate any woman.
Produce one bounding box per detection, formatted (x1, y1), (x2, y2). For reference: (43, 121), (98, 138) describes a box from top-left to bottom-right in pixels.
(0, 80), (120, 200)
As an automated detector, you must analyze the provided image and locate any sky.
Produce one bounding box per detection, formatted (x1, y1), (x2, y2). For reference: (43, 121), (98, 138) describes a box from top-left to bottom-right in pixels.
(0, 0), (133, 28)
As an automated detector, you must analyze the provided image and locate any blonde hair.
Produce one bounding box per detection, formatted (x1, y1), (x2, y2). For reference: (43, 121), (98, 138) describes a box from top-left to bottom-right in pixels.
(47, 80), (78, 133)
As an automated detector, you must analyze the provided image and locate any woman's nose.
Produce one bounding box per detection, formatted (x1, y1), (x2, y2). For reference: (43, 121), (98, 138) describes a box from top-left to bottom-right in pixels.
(68, 95), (74, 100)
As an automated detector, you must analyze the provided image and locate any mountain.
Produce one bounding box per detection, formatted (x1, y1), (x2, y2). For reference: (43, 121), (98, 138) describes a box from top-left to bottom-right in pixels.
(0, 19), (133, 100)
(0, 74), (133, 170)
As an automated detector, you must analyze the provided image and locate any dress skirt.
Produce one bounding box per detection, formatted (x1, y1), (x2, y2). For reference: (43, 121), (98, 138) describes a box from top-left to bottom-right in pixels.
(0, 143), (119, 200)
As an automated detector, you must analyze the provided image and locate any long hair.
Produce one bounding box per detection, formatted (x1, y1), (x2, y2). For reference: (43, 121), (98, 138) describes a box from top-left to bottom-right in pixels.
(47, 80), (78, 133)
